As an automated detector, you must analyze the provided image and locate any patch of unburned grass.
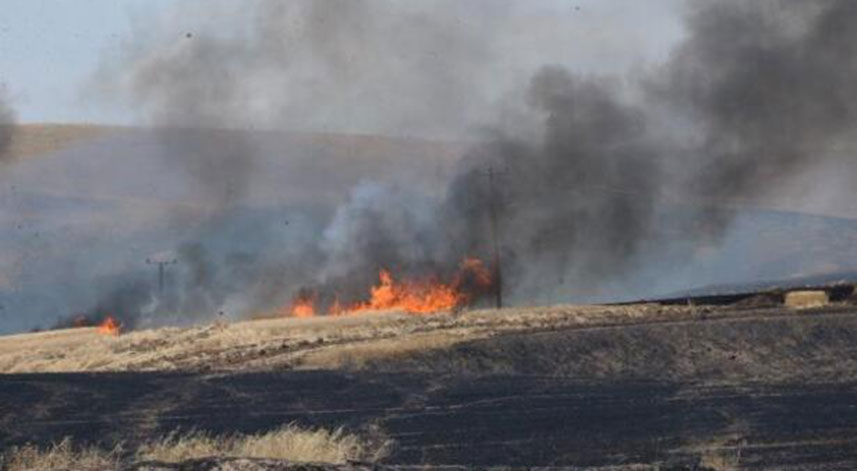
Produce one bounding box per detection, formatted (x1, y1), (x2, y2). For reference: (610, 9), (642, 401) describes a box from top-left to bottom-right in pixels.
(2, 437), (122, 471)
(136, 424), (390, 464)
(3, 425), (391, 470)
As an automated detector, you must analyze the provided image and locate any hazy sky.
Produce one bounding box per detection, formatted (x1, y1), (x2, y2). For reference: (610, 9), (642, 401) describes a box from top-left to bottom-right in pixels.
(0, 0), (685, 127)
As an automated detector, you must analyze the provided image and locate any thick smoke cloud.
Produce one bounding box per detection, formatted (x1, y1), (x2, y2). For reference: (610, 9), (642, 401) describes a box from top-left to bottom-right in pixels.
(437, 0), (857, 301)
(662, 0), (857, 207)
(67, 0), (857, 329)
(443, 68), (662, 299)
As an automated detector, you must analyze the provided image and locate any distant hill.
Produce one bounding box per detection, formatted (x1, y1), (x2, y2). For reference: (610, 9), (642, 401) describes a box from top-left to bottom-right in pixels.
(5, 124), (125, 159)
(1, 124), (466, 208)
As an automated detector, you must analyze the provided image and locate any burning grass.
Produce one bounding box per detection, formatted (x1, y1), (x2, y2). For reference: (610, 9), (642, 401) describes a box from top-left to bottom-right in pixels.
(284, 257), (493, 317)
(2, 425), (390, 471)
(96, 316), (121, 336)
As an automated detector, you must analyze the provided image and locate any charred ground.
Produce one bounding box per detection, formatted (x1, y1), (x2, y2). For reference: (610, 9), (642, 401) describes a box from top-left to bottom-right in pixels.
(3, 296), (857, 470)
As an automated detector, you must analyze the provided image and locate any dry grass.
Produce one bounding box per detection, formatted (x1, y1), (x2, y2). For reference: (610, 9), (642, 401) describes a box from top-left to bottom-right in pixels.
(137, 425), (389, 464)
(0, 304), (717, 374)
(3, 425), (390, 471)
(2, 437), (122, 471)
(296, 330), (468, 370)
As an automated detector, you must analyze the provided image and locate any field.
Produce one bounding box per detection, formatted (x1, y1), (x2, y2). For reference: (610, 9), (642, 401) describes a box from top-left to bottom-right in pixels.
(3, 299), (857, 470)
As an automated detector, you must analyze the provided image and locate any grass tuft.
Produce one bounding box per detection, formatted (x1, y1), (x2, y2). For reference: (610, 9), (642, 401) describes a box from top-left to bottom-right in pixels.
(3, 437), (122, 471)
(3, 424), (391, 470)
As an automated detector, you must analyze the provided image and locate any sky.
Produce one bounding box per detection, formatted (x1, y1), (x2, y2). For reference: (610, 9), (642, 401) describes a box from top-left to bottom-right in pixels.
(0, 0), (169, 124)
(0, 0), (685, 127)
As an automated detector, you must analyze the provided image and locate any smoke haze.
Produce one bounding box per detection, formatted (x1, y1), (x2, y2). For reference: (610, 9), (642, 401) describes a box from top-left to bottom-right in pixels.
(0, 90), (15, 163)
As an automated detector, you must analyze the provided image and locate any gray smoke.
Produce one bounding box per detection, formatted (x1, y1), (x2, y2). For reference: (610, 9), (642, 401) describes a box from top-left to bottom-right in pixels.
(443, 68), (662, 300)
(0, 89), (15, 163)
(65, 0), (857, 328)
(662, 0), (857, 214)
(114, 0), (505, 139)
(436, 0), (857, 302)
(81, 0), (513, 325)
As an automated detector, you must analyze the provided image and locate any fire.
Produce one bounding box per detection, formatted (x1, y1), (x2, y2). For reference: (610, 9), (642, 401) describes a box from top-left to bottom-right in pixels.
(291, 298), (316, 318)
(345, 269), (463, 314)
(283, 257), (493, 317)
(96, 316), (120, 336)
(287, 289), (317, 318)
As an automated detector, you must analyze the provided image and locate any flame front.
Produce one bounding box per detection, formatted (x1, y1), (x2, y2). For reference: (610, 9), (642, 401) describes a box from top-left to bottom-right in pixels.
(345, 269), (462, 314)
(283, 257), (493, 317)
(96, 316), (120, 336)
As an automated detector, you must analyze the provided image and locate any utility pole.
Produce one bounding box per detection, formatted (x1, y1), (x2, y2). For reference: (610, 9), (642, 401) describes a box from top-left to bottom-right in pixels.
(146, 257), (177, 295)
(482, 165), (506, 309)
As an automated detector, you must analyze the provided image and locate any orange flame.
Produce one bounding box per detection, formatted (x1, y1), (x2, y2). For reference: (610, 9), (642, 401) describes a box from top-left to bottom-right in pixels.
(280, 257), (493, 318)
(96, 316), (120, 336)
(291, 299), (316, 318)
(343, 269), (461, 314)
(286, 289), (317, 318)
(337, 257), (493, 315)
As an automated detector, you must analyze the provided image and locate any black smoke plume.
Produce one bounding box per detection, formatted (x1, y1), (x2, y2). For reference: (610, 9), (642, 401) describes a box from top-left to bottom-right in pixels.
(660, 0), (857, 222)
(439, 0), (857, 301)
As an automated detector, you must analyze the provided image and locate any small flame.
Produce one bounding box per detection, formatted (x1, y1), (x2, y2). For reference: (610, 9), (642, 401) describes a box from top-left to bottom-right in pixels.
(291, 299), (315, 318)
(287, 289), (317, 318)
(96, 316), (120, 336)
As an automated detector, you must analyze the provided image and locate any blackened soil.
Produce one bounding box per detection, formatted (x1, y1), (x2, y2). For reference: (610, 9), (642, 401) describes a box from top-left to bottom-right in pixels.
(2, 370), (857, 469)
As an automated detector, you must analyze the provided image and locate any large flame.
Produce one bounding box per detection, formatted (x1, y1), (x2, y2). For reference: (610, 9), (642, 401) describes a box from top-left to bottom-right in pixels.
(283, 257), (493, 317)
(96, 316), (121, 336)
(345, 269), (462, 314)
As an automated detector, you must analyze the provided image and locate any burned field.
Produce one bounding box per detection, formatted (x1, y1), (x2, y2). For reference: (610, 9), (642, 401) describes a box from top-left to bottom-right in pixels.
(5, 1), (857, 470)
(3, 298), (857, 470)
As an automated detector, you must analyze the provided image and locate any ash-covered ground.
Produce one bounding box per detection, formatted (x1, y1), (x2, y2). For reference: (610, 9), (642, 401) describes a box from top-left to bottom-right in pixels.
(3, 299), (857, 469)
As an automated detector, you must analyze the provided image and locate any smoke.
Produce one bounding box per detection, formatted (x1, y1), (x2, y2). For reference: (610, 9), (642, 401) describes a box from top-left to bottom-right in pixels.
(661, 0), (857, 209)
(113, 0), (505, 139)
(0, 89), (15, 163)
(443, 68), (663, 300)
(432, 0), (857, 301)
(37, 0), (857, 331)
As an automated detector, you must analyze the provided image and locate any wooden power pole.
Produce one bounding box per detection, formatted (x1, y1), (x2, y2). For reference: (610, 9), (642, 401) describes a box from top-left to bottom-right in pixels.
(146, 257), (177, 295)
(483, 166), (505, 309)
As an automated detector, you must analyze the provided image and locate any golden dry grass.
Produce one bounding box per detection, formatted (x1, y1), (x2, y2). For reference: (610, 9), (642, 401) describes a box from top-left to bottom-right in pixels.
(3, 425), (389, 471)
(2, 437), (123, 471)
(0, 304), (713, 374)
(137, 424), (389, 464)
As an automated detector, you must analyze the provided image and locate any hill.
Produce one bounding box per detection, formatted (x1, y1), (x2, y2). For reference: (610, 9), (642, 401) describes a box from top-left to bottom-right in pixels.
(5, 124), (123, 159)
